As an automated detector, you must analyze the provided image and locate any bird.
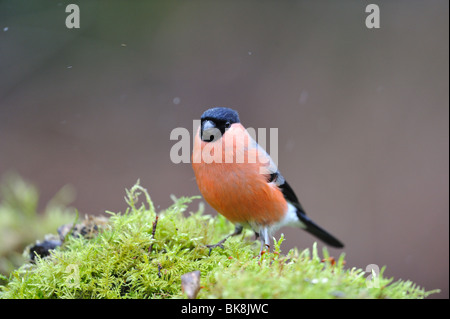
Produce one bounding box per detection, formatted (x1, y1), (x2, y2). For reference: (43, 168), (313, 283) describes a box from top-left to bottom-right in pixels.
(192, 107), (344, 255)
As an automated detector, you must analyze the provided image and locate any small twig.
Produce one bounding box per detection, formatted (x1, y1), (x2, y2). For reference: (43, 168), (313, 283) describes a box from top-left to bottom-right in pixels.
(148, 216), (159, 254)
(157, 263), (163, 278)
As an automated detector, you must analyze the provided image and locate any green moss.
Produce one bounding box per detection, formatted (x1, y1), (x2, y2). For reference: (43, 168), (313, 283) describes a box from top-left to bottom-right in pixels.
(0, 181), (439, 299)
(0, 173), (75, 280)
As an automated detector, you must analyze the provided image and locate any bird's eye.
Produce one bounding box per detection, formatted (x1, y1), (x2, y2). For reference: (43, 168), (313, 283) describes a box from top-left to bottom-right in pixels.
(225, 122), (231, 129)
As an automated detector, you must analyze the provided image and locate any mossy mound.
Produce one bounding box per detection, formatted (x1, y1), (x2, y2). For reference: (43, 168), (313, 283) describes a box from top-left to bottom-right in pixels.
(0, 182), (438, 299)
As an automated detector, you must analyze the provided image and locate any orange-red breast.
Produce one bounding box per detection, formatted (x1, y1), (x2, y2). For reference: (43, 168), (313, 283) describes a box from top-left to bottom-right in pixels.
(192, 107), (343, 254)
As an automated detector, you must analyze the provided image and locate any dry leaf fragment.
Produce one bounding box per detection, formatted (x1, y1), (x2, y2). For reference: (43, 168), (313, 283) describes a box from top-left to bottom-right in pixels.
(181, 270), (201, 299)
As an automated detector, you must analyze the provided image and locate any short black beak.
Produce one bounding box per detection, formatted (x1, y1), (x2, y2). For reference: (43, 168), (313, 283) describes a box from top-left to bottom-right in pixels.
(201, 120), (219, 141)
(202, 120), (215, 132)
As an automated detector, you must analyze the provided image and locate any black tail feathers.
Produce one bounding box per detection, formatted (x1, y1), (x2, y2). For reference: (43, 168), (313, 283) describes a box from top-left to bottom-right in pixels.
(298, 212), (344, 248)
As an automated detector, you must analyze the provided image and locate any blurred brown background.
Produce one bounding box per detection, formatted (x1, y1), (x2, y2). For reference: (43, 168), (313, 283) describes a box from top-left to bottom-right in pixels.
(0, 1), (448, 298)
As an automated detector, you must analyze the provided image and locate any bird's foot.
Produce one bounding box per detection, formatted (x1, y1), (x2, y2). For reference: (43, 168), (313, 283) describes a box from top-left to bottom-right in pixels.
(206, 239), (227, 256)
(205, 225), (243, 256)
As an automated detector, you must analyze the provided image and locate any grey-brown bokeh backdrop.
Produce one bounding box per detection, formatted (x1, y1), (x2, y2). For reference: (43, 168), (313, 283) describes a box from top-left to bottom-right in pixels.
(0, 1), (448, 298)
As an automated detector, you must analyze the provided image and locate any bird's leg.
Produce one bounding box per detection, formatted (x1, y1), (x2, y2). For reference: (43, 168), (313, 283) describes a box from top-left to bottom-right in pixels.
(258, 228), (271, 257)
(259, 236), (265, 256)
(206, 225), (243, 255)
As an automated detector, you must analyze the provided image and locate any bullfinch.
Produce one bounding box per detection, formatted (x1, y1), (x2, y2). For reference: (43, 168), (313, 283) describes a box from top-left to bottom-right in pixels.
(192, 107), (344, 255)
